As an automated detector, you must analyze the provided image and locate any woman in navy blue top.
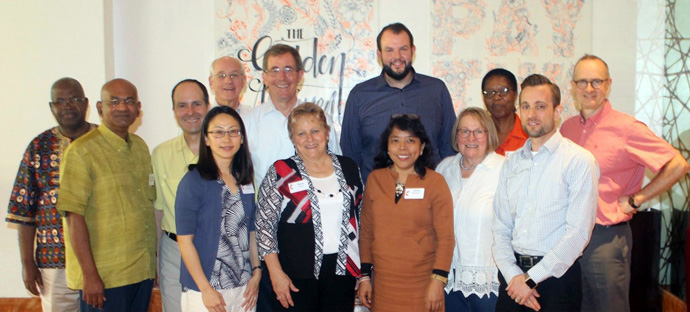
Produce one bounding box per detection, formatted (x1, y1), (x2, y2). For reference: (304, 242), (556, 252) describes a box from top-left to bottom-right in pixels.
(176, 106), (261, 312)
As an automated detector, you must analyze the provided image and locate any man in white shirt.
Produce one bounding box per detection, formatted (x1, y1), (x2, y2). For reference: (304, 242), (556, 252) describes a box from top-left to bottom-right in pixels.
(209, 56), (251, 114)
(243, 44), (340, 186)
(492, 74), (599, 311)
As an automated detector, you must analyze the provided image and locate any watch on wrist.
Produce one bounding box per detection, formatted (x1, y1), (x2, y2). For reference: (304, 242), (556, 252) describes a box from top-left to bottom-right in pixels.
(524, 274), (537, 289)
(431, 274), (448, 285)
(628, 195), (641, 210)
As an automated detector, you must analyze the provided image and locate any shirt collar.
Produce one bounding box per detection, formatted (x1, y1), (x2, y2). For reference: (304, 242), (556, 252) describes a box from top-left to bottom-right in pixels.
(99, 123), (131, 152)
(174, 135), (198, 163)
(259, 96), (303, 117)
(522, 131), (564, 158)
(579, 100), (611, 126)
(510, 114), (529, 139)
(374, 67), (419, 90)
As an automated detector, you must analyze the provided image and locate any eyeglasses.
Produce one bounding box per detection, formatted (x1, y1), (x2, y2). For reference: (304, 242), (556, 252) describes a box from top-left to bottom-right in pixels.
(573, 79), (606, 90)
(390, 113), (420, 120)
(50, 97), (87, 106)
(215, 72), (243, 80)
(264, 67), (298, 77)
(457, 128), (487, 139)
(103, 98), (137, 106)
(482, 87), (511, 98)
(208, 129), (242, 138)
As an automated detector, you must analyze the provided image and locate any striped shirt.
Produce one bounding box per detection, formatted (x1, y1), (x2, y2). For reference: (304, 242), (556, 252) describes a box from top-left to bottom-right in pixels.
(492, 131), (599, 283)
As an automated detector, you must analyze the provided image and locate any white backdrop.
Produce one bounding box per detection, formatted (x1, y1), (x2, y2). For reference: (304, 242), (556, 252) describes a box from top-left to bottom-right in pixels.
(0, 0), (645, 297)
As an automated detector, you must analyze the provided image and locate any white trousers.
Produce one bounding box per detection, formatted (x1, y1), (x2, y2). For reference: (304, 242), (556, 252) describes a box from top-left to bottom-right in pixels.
(39, 268), (79, 312)
(159, 233), (183, 312)
(181, 285), (254, 312)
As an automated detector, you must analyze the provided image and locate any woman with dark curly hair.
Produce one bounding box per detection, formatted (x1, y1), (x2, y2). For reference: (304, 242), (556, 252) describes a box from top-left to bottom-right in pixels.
(357, 114), (454, 312)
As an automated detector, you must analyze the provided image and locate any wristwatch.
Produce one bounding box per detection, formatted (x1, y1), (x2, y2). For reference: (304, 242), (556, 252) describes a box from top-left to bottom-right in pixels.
(628, 195), (641, 210)
(524, 274), (537, 289)
(431, 274), (448, 285)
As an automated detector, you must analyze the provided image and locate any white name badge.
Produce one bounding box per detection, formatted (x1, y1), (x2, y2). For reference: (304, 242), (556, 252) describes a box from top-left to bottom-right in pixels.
(288, 180), (309, 193)
(241, 184), (255, 194)
(149, 174), (155, 186)
(404, 188), (425, 199)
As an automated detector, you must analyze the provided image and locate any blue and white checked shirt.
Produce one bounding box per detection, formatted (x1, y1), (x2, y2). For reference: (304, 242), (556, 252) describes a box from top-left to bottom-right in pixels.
(492, 131), (599, 283)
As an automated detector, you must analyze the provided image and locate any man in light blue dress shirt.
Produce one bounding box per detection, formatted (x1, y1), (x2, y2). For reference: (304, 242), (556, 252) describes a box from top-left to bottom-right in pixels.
(492, 74), (599, 312)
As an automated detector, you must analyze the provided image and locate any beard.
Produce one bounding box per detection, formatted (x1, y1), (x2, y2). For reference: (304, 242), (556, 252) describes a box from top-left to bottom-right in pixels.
(382, 62), (413, 81)
(522, 122), (554, 140)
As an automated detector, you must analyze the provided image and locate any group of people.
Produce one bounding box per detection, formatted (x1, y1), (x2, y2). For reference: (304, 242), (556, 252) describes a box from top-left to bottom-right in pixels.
(6, 22), (689, 312)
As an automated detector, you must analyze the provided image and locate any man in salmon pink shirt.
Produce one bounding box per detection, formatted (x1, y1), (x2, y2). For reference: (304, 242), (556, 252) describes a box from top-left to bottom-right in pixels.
(560, 54), (690, 312)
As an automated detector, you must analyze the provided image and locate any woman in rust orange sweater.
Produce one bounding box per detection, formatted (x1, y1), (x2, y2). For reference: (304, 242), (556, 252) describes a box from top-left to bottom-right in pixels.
(357, 114), (455, 312)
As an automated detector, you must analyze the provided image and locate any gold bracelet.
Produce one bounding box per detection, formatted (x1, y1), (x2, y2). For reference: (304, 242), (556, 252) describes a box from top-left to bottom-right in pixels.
(431, 274), (448, 285)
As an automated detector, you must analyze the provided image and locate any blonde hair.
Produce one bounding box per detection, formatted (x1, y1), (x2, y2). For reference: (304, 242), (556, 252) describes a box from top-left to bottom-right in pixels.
(451, 107), (499, 153)
(287, 102), (330, 139)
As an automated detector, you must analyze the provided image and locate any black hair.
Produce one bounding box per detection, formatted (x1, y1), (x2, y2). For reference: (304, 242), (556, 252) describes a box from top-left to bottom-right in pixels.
(171, 79), (210, 109)
(481, 68), (518, 92)
(373, 115), (434, 178)
(194, 106), (254, 185)
(376, 23), (414, 51)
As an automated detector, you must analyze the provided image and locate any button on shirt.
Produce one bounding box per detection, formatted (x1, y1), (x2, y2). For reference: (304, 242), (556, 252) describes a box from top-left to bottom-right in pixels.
(492, 132), (599, 284)
(561, 101), (678, 225)
(58, 124), (156, 289)
(152, 135), (198, 234)
(243, 97), (341, 186)
(340, 70), (457, 182)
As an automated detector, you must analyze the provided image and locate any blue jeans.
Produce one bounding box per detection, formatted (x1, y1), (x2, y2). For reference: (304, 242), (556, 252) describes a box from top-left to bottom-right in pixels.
(445, 290), (497, 312)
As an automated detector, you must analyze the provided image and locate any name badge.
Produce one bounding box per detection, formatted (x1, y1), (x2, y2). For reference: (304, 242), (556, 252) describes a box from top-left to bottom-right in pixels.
(404, 188), (425, 199)
(288, 180), (309, 193)
(149, 174), (155, 186)
(241, 183), (255, 194)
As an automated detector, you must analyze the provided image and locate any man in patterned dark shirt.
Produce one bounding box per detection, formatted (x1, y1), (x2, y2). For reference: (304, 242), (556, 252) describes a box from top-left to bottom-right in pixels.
(6, 77), (95, 312)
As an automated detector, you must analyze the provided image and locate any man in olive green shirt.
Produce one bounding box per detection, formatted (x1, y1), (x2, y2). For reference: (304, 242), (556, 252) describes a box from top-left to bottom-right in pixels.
(152, 79), (209, 311)
(58, 79), (156, 311)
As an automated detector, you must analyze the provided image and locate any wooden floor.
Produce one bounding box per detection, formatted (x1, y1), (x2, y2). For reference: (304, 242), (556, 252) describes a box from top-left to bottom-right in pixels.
(1, 287), (685, 312)
(0, 288), (161, 312)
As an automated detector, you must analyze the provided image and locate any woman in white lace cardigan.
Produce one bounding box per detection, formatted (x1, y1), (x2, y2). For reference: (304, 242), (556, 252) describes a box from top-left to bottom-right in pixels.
(436, 107), (506, 311)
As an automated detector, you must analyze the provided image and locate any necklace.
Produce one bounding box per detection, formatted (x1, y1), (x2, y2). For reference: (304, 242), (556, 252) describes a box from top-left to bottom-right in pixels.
(395, 182), (405, 204)
(460, 157), (477, 171)
(315, 188), (342, 198)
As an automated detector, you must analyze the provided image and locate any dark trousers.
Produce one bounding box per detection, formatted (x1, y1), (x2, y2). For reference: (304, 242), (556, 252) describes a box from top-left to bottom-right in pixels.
(581, 222), (632, 312)
(496, 260), (581, 312)
(257, 254), (356, 312)
(445, 290), (497, 312)
(79, 279), (153, 312)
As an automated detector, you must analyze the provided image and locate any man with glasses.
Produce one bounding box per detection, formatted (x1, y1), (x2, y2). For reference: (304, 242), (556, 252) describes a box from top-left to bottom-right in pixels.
(341, 22), (456, 182)
(561, 54), (689, 312)
(493, 74), (599, 312)
(152, 79), (210, 312)
(243, 44), (340, 187)
(209, 56), (251, 114)
(58, 79), (157, 311)
(6, 78), (95, 312)
(481, 68), (527, 156)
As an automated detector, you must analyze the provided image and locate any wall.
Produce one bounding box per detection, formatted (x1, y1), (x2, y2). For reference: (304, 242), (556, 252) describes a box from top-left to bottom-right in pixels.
(0, 1), (108, 297)
(0, 0), (642, 297)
